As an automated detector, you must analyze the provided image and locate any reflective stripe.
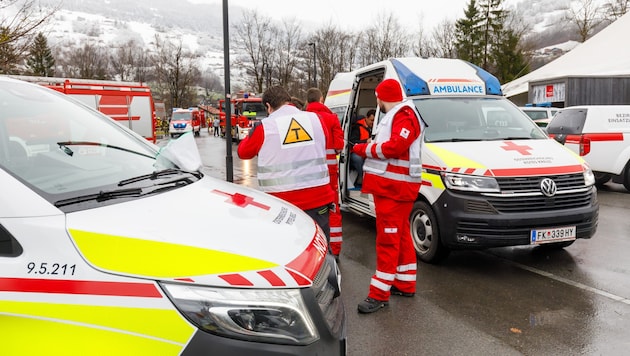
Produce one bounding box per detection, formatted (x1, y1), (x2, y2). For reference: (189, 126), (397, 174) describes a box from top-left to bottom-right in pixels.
(395, 273), (417, 282)
(330, 236), (343, 243)
(370, 277), (390, 292)
(326, 148), (336, 155)
(375, 270), (395, 281)
(330, 226), (342, 233)
(327, 158), (338, 165)
(374, 143), (385, 159)
(258, 170), (329, 187)
(258, 157), (326, 173)
(384, 227), (397, 233)
(397, 263), (417, 272)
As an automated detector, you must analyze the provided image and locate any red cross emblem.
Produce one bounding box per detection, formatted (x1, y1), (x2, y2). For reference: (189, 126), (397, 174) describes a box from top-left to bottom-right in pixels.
(501, 141), (532, 155)
(212, 190), (270, 210)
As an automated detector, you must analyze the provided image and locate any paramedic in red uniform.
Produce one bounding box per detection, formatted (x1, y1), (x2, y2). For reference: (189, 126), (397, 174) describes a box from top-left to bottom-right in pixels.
(351, 78), (425, 313)
(237, 85), (335, 243)
(305, 87), (345, 261)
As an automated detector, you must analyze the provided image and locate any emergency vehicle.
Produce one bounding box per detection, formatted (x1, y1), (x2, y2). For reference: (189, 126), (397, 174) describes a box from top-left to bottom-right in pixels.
(3, 75), (157, 142)
(546, 105), (630, 191)
(325, 57), (599, 263)
(218, 95), (267, 142)
(169, 107), (203, 138)
(0, 76), (346, 355)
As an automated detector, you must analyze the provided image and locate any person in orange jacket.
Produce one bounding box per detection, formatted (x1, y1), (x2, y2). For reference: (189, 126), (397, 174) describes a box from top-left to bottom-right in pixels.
(237, 86), (335, 244)
(351, 78), (426, 313)
(305, 87), (345, 260)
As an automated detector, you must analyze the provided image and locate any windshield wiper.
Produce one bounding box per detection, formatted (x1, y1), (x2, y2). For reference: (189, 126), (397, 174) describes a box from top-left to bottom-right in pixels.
(117, 168), (201, 186)
(56, 141), (155, 159)
(54, 188), (142, 207)
(429, 138), (480, 143)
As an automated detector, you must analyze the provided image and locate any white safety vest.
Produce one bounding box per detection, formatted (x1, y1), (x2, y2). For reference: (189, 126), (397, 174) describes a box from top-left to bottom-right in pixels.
(363, 101), (424, 182)
(257, 105), (329, 192)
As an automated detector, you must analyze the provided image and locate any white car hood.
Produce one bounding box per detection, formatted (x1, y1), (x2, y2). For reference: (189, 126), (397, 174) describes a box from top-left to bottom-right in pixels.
(65, 176), (327, 288)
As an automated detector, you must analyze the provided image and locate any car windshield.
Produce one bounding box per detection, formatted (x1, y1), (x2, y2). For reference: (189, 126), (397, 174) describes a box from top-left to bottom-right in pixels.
(172, 111), (192, 120)
(414, 97), (547, 142)
(0, 78), (171, 204)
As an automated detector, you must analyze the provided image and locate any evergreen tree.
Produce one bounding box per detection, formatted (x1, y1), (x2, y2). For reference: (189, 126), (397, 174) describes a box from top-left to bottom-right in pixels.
(492, 28), (529, 83)
(26, 32), (55, 76)
(0, 27), (20, 74)
(455, 0), (483, 65)
(477, 0), (506, 70)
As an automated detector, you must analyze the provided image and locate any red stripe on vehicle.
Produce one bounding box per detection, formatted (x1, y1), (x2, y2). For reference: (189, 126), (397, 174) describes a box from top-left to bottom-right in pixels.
(490, 165), (583, 177)
(0, 278), (161, 298)
(258, 270), (286, 287)
(326, 89), (351, 97)
(286, 269), (311, 286)
(584, 133), (624, 141)
(219, 274), (253, 286)
(285, 231), (327, 285)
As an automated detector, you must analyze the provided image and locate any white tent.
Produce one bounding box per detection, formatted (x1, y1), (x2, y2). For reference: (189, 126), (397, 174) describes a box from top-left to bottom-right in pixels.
(502, 11), (630, 99)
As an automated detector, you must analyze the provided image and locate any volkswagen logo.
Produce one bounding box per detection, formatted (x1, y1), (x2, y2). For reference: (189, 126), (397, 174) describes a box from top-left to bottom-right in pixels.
(540, 178), (557, 197)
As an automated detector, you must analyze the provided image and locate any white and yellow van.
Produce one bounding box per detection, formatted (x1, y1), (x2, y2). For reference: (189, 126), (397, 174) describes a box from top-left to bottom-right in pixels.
(0, 76), (345, 355)
(325, 57), (599, 263)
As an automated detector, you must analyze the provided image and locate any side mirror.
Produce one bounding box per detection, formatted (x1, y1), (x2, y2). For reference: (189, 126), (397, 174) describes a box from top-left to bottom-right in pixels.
(553, 133), (567, 145)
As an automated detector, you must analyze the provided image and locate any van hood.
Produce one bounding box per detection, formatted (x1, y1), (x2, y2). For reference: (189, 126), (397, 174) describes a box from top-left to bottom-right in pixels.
(425, 139), (586, 176)
(65, 176), (327, 288)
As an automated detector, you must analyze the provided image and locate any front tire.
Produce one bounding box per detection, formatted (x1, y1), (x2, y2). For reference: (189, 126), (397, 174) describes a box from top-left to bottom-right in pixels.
(410, 200), (449, 264)
(594, 172), (611, 186)
(623, 162), (630, 192)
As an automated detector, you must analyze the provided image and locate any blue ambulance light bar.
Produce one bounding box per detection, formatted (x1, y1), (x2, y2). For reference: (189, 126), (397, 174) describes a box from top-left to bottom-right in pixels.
(391, 58), (503, 97)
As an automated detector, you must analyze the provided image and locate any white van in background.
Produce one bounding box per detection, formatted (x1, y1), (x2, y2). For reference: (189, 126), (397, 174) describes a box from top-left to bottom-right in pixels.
(546, 105), (630, 190)
(325, 57), (599, 263)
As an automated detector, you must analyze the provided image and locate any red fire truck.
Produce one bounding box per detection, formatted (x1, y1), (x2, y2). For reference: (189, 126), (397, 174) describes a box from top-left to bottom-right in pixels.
(5, 76), (157, 142)
(218, 94), (267, 142)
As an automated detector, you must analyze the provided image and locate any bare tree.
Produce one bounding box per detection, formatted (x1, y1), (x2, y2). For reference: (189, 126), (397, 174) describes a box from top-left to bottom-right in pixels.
(602, 0), (630, 22)
(431, 19), (458, 58)
(233, 10), (275, 94)
(0, 0), (58, 73)
(309, 24), (359, 92)
(152, 34), (200, 110)
(358, 13), (412, 65)
(565, 0), (605, 42)
(109, 40), (144, 82)
(274, 18), (303, 91)
(58, 42), (109, 79)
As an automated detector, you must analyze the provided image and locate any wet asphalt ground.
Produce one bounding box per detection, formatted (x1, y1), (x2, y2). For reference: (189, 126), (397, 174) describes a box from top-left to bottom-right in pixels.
(162, 129), (630, 356)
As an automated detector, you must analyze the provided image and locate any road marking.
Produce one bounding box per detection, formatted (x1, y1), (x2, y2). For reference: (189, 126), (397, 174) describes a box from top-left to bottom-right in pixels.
(498, 256), (630, 305)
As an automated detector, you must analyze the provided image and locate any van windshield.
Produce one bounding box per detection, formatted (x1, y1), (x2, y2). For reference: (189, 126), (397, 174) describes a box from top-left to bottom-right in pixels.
(0, 79), (167, 205)
(414, 97), (547, 142)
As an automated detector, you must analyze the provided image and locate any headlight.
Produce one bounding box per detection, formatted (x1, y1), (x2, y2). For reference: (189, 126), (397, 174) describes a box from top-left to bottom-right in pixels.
(583, 166), (595, 186)
(442, 172), (500, 193)
(160, 283), (318, 345)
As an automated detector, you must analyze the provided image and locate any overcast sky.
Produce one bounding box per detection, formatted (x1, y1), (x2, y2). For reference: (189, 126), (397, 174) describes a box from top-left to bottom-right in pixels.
(189, 0), (472, 32)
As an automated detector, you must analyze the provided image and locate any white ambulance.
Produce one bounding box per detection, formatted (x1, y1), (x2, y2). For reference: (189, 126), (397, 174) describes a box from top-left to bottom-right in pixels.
(325, 57), (599, 263)
(546, 105), (630, 191)
(0, 77), (346, 355)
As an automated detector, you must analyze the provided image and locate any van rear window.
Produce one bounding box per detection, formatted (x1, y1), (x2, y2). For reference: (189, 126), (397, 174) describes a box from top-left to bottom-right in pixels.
(546, 109), (587, 135)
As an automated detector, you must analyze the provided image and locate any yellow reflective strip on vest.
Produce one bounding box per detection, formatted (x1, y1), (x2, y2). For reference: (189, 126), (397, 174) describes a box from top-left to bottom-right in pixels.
(69, 229), (278, 277)
(1, 301), (193, 355)
(425, 143), (486, 169)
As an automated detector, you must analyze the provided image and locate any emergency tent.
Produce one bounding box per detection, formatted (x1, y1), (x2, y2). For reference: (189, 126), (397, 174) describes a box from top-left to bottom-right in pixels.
(502, 11), (630, 100)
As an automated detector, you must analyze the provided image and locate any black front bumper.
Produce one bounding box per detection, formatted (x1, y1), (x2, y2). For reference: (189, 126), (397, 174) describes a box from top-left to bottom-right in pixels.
(433, 187), (599, 249)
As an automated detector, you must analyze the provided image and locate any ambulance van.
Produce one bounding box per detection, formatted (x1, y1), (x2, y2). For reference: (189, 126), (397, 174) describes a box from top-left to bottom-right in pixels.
(0, 77), (346, 355)
(325, 57), (599, 263)
(546, 105), (630, 191)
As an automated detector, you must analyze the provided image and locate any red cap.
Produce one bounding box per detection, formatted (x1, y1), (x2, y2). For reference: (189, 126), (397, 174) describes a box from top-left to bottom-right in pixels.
(375, 79), (403, 102)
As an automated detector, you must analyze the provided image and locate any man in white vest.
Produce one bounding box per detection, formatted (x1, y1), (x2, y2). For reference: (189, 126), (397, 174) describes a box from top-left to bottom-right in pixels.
(351, 78), (425, 313)
(237, 86), (335, 243)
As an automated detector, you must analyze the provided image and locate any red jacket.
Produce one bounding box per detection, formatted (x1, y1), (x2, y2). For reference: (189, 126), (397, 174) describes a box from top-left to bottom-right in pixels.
(352, 105), (422, 201)
(305, 101), (344, 153)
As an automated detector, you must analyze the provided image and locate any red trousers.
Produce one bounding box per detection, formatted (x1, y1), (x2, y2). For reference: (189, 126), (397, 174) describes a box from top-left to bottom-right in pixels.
(329, 168), (342, 255)
(368, 195), (417, 301)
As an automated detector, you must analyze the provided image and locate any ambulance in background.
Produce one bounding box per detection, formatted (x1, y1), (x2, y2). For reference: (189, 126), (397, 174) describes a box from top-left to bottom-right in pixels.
(3, 75), (157, 142)
(169, 107), (203, 138)
(546, 105), (630, 190)
(325, 57), (599, 263)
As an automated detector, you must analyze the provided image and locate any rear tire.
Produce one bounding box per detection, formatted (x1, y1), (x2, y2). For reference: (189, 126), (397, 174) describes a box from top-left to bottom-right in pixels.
(623, 162), (630, 192)
(409, 200), (449, 264)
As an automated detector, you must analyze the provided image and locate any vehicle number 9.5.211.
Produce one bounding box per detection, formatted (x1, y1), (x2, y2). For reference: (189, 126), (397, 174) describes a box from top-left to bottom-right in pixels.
(27, 262), (76, 276)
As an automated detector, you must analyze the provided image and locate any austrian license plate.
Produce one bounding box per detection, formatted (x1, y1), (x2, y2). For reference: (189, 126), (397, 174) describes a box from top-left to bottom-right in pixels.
(530, 226), (576, 244)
